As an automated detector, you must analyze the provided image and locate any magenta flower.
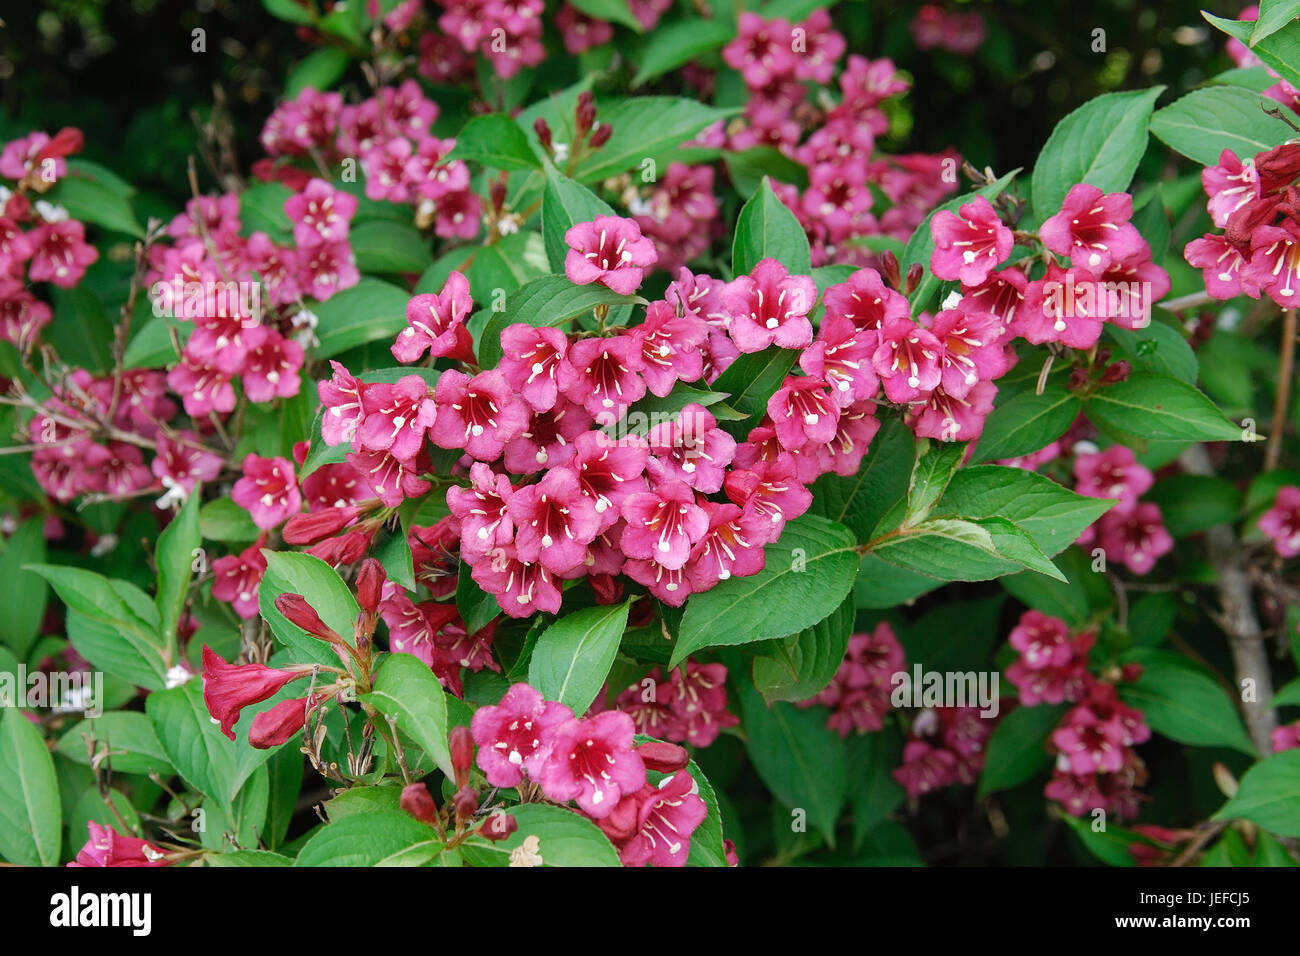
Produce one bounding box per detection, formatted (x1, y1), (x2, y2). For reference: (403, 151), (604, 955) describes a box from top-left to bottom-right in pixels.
(502, 399), (591, 473)
(447, 461), (515, 561)
(620, 479), (709, 571)
(873, 316), (944, 403)
(242, 326), (304, 403)
(1052, 707), (1126, 775)
(723, 454), (812, 544)
(298, 240), (359, 301)
(1008, 610), (1073, 670)
(537, 710), (646, 817)
(910, 380), (997, 443)
(1096, 502), (1173, 575)
(27, 220), (98, 288)
(357, 374), (437, 462)
(926, 307), (1007, 398)
(284, 178), (357, 248)
(393, 270), (476, 364)
(1073, 444), (1151, 508)
(1202, 149), (1260, 228)
(557, 335), (647, 419)
(201, 645), (306, 741)
(69, 822), (169, 868)
(959, 266), (1027, 333)
(601, 770), (709, 867)
(1017, 263), (1106, 350)
(799, 315), (880, 406)
(470, 682), (574, 788)
(318, 360), (368, 447)
(722, 13), (800, 88)
(498, 323), (571, 412)
(929, 195), (1013, 285)
(685, 503), (767, 591)
(151, 431), (222, 496)
(821, 267), (910, 332)
(1245, 219), (1300, 309)
(507, 465), (601, 573)
(721, 258), (817, 352)
(668, 661), (737, 747)
(1259, 485), (1300, 557)
(1039, 183), (1144, 272)
(430, 368), (529, 461)
(564, 215), (658, 295)
(249, 696), (317, 749)
(892, 740), (959, 797)
(210, 541), (268, 620)
(572, 429), (650, 528)
(628, 300), (709, 397)
(350, 447), (432, 508)
(645, 404), (736, 494)
(471, 544), (565, 618)
(232, 454), (302, 530)
(767, 376), (841, 451)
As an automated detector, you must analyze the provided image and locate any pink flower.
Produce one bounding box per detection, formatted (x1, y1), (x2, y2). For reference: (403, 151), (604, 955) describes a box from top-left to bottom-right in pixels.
(430, 368), (529, 461)
(151, 432), (222, 496)
(959, 266), (1028, 334)
(556, 3), (613, 54)
(503, 399), (591, 473)
(1272, 720), (1300, 753)
(799, 315), (880, 406)
(393, 271), (476, 364)
(628, 300), (709, 397)
(298, 240), (359, 301)
(318, 360), (368, 447)
(350, 447), (432, 507)
(470, 682), (575, 787)
(447, 461), (515, 561)
(499, 324), (571, 413)
(1259, 485), (1300, 557)
(284, 178), (357, 248)
(1096, 502), (1173, 574)
(1008, 610), (1074, 670)
(537, 710), (647, 817)
(557, 335), (647, 420)
(69, 822), (168, 867)
(620, 479), (709, 571)
(1073, 444), (1152, 508)
(242, 326), (304, 402)
(507, 465), (601, 573)
(925, 308), (1008, 398)
(363, 136), (415, 202)
(249, 696), (318, 749)
(1184, 234), (1256, 300)
(1245, 219), (1300, 309)
(645, 403), (736, 494)
(668, 661), (737, 747)
(685, 502), (768, 591)
(721, 258), (817, 352)
(873, 316), (944, 403)
(572, 429), (650, 527)
(1202, 149), (1260, 228)
(892, 739), (959, 797)
(767, 376), (841, 451)
(1017, 263), (1105, 350)
(232, 454), (302, 530)
(201, 645), (304, 740)
(564, 215), (658, 295)
(821, 267), (910, 331)
(723, 454), (812, 544)
(27, 220), (98, 288)
(723, 13), (800, 88)
(600, 770), (709, 867)
(929, 195), (1013, 285)
(471, 544), (565, 618)
(1039, 183), (1145, 272)
(357, 375), (437, 462)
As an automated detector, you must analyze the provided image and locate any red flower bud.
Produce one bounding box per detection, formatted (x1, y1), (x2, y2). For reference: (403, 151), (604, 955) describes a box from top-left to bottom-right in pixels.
(905, 263), (923, 296)
(453, 785), (478, 823)
(1225, 195), (1281, 251)
(1067, 367), (1090, 390)
(450, 725), (475, 784)
(1101, 360), (1131, 384)
(576, 91), (596, 139)
(282, 506), (360, 545)
(635, 739), (690, 773)
(356, 558), (386, 616)
(274, 593), (344, 643)
(480, 810), (518, 842)
(36, 127), (84, 161)
(588, 123), (613, 149)
(1256, 142), (1300, 195)
(534, 117), (553, 151)
(249, 696), (316, 749)
(400, 782), (439, 824)
(1121, 662), (1144, 684)
(880, 250), (902, 290)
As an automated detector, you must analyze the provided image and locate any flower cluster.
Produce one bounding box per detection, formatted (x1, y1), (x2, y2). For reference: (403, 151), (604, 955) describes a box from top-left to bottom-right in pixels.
(1003, 609), (1151, 821)
(607, 660), (738, 748)
(470, 681), (708, 866)
(1073, 444), (1173, 575)
(796, 621), (905, 736)
(1184, 141), (1300, 308)
(908, 4), (987, 56)
(0, 128), (97, 350)
(258, 82), (478, 241)
(892, 705), (997, 798)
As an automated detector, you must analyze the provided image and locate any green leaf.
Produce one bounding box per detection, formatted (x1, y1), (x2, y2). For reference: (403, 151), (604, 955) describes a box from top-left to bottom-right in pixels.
(477, 274), (642, 369)
(57, 712), (175, 776)
(46, 286), (114, 373)
(313, 278), (413, 358)
(325, 784), (402, 820)
(672, 514), (859, 668)
(1207, 13), (1300, 90)
(1269, 676), (1300, 707)
(258, 552), (360, 668)
(973, 381), (1081, 463)
(848, 730), (904, 845)
(1253, 0), (1300, 43)
(936, 465), (1114, 556)
(124, 313), (184, 369)
(1213, 750), (1300, 836)
(1086, 372), (1244, 442)
(632, 18), (737, 86)
(1145, 474), (1242, 537)
(459, 803), (622, 866)
(155, 491), (201, 654)
(1030, 87), (1163, 219)
(1150, 85), (1300, 168)
(263, 0), (317, 24)
(1060, 813), (1146, 866)
(364, 652), (453, 780)
(870, 516), (1066, 582)
(239, 182), (295, 241)
(446, 114), (543, 170)
(738, 682), (846, 846)
(200, 498), (261, 543)
(528, 599), (631, 714)
(285, 46), (350, 97)
(903, 438), (967, 526)
(752, 593), (853, 704)
(207, 849), (295, 866)
(373, 524), (415, 592)
(0, 708), (61, 866)
(0, 517), (47, 659)
(732, 177), (811, 276)
(541, 166), (615, 272)
(294, 810), (443, 866)
(47, 172), (144, 237)
(349, 221), (432, 274)
(708, 344), (799, 437)
(723, 147), (808, 197)
(573, 98), (729, 184)
(811, 417), (914, 543)
(854, 553), (943, 608)
(455, 562), (500, 638)
(1105, 318), (1198, 385)
(146, 680), (274, 812)
(26, 565), (168, 688)
(568, 0), (642, 30)
(1119, 649), (1257, 756)
(1000, 559), (1092, 626)
(978, 703), (1066, 797)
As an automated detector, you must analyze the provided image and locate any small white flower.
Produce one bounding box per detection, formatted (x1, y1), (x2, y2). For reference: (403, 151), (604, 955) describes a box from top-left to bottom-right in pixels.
(35, 200), (69, 223)
(165, 665), (193, 689)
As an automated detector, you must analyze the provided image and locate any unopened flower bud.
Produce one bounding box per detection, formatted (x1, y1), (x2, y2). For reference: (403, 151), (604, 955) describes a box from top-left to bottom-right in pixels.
(1067, 367), (1090, 390)
(490, 175), (508, 212)
(356, 558), (385, 616)
(1091, 348), (1111, 370)
(453, 785), (478, 823)
(1256, 142), (1300, 195)
(480, 810), (518, 842)
(1101, 360), (1131, 384)
(274, 593), (344, 644)
(635, 739), (690, 773)
(880, 250), (902, 290)
(534, 117), (553, 152)
(450, 724), (475, 788)
(282, 505), (359, 545)
(576, 91), (596, 139)
(400, 782), (439, 824)
(588, 123), (612, 149)
(905, 263), (923, 295)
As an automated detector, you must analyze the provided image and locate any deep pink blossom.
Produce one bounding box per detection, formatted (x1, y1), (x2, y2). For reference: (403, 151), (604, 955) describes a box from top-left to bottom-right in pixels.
(430, 368), (529, 461)
(470, 682), (575, 788)
(564, 215), (657, 294)
(537, 710), (646, 817)
(721, 258), (817, 352)
(232, 454), (302, 530)
(393, 271), (476, 364)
